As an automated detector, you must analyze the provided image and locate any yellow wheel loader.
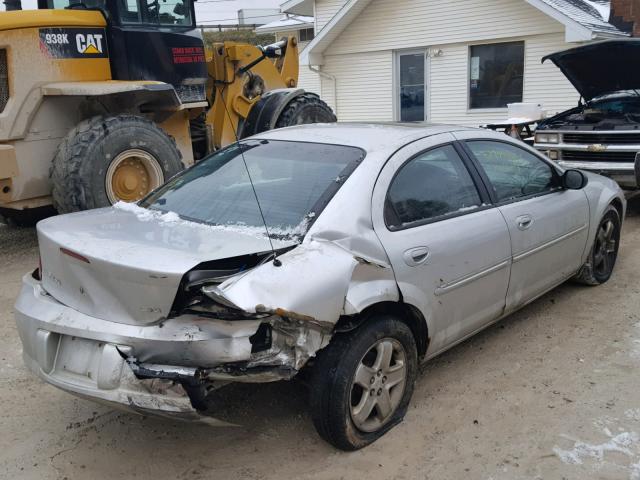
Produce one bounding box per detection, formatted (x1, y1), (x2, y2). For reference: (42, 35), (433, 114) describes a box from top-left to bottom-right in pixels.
(0, 0), (335, 220)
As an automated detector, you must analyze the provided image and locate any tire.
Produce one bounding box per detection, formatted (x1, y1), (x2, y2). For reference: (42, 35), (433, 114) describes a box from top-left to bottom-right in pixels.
(309, 314), (418, 451)
(0, 206), (56, 227)
(574, 205), (621, 285)
(51, 115), (184, 213)
(275, 92), (337, 128)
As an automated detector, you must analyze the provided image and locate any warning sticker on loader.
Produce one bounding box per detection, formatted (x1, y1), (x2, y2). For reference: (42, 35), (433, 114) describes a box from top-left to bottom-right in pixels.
(39, 28), (108, 58)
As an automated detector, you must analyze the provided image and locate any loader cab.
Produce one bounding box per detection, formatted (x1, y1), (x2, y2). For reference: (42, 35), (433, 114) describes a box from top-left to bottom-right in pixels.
(38, 0), (208, 104)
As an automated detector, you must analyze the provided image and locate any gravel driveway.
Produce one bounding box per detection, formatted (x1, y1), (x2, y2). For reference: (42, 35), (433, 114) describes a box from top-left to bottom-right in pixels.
(2, 198), (640, 480)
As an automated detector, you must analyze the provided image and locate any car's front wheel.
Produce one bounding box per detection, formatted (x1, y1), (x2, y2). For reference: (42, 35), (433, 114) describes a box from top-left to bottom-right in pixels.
(309, 314), (418, 450)
(575, 205), (621, 285)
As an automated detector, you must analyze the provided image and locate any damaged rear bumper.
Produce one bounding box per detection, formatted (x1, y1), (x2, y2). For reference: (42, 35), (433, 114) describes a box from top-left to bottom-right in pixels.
(14, 274), (329, 416)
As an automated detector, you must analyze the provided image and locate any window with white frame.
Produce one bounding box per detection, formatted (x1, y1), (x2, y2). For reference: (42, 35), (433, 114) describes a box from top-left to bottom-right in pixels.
(469, 41), (524, 109)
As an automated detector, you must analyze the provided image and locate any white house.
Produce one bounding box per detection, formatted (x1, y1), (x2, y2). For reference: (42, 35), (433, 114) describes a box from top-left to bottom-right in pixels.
(280, 0), (632, 126)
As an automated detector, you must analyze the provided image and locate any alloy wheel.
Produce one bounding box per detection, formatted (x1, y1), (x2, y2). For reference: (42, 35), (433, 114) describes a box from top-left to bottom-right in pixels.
(349, 338), (407, 433)
(593, 218), (618, 277)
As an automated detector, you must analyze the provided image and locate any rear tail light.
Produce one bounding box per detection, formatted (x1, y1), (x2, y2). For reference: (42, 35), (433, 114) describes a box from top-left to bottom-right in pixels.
(60, 247), (90, 264)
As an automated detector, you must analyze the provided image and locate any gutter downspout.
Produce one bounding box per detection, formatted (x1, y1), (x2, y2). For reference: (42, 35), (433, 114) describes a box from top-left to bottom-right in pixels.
(308, 65), (337, 117)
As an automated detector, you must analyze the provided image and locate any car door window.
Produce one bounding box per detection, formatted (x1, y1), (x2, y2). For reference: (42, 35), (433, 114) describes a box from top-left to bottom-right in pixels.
(466, 140), (558, 203)
(385, 144), (482, 229)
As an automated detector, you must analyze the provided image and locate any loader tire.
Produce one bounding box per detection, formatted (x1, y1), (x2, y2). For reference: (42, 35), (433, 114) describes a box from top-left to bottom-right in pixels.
(275, 92), (336, 128)
(51, 115), (183, 213)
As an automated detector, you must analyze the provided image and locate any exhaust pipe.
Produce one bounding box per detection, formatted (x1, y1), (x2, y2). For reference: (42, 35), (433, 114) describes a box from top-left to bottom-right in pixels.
(4, 0), (22, 10)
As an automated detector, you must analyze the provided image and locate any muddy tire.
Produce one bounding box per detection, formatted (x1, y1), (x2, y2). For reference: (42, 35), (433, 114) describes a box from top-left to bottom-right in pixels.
(51, 115), (183, 213)
(309, 315), (417, 451)
(574, 205), (621, 285)
(275, 93), (336, 128)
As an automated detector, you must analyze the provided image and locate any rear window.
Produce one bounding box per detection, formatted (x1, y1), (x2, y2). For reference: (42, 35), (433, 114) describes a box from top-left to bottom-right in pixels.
(141, 140), (365, 239)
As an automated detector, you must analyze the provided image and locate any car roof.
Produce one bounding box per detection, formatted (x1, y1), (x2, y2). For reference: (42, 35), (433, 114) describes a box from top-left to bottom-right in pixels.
(252, 122), (479, 153)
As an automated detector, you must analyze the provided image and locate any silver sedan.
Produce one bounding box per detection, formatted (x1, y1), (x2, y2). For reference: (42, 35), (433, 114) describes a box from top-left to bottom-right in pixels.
(15, 124), (625, 450)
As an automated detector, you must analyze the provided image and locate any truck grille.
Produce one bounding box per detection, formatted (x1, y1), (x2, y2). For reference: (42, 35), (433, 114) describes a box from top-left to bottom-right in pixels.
(0, 50), (8, 113)
(563, 133), (640, 145)
(561, 150), (638, 162)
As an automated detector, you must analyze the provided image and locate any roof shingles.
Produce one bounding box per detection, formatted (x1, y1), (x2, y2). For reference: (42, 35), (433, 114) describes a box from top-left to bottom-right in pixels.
(537, 0), (628, 36)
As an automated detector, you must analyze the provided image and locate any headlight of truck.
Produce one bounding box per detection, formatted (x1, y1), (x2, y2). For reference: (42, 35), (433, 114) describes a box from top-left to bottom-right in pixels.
(535, 133), (559, 144)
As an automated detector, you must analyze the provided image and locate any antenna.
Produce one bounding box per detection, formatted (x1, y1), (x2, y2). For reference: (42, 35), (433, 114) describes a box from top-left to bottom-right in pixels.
(217, 87), (282, 267)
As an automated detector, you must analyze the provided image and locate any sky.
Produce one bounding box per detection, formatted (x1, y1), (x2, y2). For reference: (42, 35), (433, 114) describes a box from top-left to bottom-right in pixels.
(5, 0), (284, 24)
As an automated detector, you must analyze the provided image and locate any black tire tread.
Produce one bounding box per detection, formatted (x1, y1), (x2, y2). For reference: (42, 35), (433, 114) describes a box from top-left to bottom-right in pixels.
(50, 115), (182, 213)
(275, 92), (336, 129)
(309, 315), (417, 451)
(574, 205), (620, 286)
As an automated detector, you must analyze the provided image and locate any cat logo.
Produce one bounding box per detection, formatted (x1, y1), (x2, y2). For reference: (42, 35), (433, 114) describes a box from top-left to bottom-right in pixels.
(76, 33), (104, 55)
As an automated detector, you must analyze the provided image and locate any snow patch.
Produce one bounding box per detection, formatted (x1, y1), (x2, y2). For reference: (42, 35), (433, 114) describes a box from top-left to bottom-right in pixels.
(553, 431), (639, 465)
(112, 201), (309, 240)
(626, 410), (640, 422)
(582, 0), (610, 20)
(554, 428), (640, 479)
(457, 205), (480, 213)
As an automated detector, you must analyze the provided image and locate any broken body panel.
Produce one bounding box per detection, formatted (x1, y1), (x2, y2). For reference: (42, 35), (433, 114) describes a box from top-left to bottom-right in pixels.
(15, 124), (417, 417)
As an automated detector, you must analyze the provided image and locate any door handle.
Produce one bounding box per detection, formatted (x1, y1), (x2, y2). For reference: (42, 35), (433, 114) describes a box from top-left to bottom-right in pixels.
(516, 214), (533, 231)
(403, 247), (430, 266)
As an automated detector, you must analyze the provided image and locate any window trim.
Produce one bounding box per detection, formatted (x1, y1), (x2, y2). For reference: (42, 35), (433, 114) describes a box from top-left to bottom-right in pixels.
(299, 28), (315, 42)
(459, 138), (563, 207)
(467, 39), (526, 111)
(384, 142), (492, 232)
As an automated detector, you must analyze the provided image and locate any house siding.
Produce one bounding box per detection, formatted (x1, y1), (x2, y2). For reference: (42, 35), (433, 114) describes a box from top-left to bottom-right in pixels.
(298, 63), (322, 95)
(298, 0), (581, 126)
(319, 50), (393, 120)
(328, 0), (563, 55)
(428, 33), (579, 126)
(315, 0), (347, 32)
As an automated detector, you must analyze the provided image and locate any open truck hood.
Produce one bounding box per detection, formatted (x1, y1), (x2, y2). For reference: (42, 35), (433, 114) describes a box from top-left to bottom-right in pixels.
(542, 39), (640, 101)
(37, 205), (290, 326)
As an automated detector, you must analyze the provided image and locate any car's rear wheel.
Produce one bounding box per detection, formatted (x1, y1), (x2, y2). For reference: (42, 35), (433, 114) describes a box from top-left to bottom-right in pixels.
(309, 315), (417, 450)
(574, 205), (621, 285)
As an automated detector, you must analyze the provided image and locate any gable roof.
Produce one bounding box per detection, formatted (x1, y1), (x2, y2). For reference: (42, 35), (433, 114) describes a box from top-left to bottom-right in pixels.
(255, 15), (314, 34)
(280, 0), (314, 16)
(301, 0), (628, 66)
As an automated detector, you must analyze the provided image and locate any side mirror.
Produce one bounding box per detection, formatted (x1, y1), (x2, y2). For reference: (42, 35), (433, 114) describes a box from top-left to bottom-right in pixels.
(562, 169), (587, 190)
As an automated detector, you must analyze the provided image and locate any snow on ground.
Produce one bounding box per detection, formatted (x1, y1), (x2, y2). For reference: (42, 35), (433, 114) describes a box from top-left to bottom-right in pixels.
(552, 323), (640, 478)
(554, 426), (640, 478)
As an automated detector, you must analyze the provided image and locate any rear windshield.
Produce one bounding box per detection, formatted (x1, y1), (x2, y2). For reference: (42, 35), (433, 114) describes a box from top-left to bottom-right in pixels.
(141, 140), (365, 239)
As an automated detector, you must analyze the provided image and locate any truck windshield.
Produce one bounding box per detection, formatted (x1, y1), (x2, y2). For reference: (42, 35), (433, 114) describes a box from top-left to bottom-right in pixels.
(47, 0), (105, 8)
(46, 0), (194, 27)
(140, 140), (365, 239)
(119, 0), (194, 26)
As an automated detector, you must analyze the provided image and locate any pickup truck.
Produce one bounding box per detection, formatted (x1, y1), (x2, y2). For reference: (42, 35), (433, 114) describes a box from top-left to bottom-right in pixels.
(534, 40), (640, 189)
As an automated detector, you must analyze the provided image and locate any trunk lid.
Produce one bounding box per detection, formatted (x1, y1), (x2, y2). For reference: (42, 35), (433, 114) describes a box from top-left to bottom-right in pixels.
(37, 206), (289, 325)
(542, 40), (640, 101)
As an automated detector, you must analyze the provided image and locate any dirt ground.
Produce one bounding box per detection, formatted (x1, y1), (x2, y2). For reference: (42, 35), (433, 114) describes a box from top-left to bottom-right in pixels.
(1, 199), (640, 480)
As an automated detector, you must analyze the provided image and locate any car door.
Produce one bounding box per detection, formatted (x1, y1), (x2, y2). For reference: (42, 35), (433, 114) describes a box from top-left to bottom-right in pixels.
(372, 134), (512, 356)
(458, 135), (590, 312)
